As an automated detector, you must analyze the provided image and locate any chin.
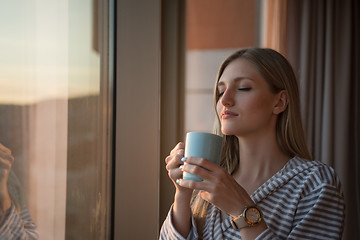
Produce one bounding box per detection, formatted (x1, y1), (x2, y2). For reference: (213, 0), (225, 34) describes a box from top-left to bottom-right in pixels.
(221, 127), (237, 136)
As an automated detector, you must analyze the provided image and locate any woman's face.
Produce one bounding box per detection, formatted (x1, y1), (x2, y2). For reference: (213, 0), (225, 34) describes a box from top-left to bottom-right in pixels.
(216, 58), (281, 138)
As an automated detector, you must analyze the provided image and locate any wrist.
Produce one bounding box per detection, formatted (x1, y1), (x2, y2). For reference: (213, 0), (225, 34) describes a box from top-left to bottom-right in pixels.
(230, 205), (263, 230)
(174, 189), (193, 202)
(0, 190), (11, 213)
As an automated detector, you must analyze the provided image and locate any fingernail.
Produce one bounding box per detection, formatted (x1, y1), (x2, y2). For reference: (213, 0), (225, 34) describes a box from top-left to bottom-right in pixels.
(181, 157), (187, 162)
(176, 179), (181, 184)
(179, 165), (184, 170)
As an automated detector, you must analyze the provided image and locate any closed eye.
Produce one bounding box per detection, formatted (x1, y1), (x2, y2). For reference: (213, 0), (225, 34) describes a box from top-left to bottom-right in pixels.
(238, 88), (251, 91)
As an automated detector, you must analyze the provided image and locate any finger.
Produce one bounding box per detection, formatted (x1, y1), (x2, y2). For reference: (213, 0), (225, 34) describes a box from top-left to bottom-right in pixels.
(197, 190), (218, 203)
(184, 157), (219, 172)
(0, 144), (11, 154)
(198, 190), (210, 201)
(165, 155), (171, 165)
(176, 178), (206, 190)
(165, 148), (184, 167)
(197, 191), (223, 208)
(168, 167), (183, 182)
(174, 149), (184, 158)
(166, 148), (184, 164)
(0, 152), (15, 165)
(166, 154), (184, 171)
(182, 163), (213, 181)
(170, 142), (185, 155)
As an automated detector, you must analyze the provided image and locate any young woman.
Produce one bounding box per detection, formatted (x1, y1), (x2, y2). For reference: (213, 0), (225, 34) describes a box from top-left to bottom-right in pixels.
(160, 48), (345, 239)
(0, 143), (38, 239)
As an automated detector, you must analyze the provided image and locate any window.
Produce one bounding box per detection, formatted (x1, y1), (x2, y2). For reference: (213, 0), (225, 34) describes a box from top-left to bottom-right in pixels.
(0, 0), (114, 238)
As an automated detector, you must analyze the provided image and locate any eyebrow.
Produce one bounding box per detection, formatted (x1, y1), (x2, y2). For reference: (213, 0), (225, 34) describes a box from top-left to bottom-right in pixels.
(217, 77), (254, 87)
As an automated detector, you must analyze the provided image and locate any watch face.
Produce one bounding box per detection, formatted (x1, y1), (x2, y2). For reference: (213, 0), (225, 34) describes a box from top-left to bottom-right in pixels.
(245, 207), (261, 224)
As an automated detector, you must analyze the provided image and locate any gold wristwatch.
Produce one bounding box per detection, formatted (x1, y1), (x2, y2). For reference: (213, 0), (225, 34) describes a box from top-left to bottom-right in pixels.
(230, 205), (262, 230)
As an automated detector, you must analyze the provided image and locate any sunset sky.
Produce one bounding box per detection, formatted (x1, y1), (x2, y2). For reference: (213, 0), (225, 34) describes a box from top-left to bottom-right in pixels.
(0, 0), (100, 105)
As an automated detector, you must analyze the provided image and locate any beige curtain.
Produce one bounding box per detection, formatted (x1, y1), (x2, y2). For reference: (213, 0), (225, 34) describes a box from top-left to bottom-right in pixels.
(262, 0), (288, 55)
(284, 0), (360, 239)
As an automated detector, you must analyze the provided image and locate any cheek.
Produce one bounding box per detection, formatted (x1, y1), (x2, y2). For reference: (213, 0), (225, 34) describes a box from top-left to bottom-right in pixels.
(246, 95), (276, 116)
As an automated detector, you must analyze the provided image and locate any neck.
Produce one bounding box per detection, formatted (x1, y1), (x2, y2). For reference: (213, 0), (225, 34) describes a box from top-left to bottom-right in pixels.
(233, 129), (290, 185)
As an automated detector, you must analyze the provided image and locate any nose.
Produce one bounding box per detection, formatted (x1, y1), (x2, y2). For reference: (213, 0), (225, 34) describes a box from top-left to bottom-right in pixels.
(220, 89), (235, 107)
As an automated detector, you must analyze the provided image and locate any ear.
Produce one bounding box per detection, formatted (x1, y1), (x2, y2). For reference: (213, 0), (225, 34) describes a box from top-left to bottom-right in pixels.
(273, 90), (288, 115)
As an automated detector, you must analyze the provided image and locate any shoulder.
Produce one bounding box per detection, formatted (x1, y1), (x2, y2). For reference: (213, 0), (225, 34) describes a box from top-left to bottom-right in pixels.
(285, 157), (343, 195)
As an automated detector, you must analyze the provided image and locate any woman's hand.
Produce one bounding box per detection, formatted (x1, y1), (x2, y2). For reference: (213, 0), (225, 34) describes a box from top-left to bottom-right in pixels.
(165, 142), (193, 196)
(165, 143), (194, 237)
(177, 157), (254, 217)
(0, 143), (14, 212)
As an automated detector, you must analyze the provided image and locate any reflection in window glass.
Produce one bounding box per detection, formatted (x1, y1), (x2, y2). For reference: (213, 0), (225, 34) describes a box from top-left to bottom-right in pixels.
(0, 1), (113, 239)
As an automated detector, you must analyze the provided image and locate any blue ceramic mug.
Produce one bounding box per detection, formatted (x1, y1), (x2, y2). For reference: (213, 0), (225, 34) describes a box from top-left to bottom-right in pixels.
(183, 132), (223, 182)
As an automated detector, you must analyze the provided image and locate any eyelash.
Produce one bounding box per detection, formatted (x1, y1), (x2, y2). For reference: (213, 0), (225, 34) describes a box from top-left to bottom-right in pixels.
(238, 88), (251, 91)
(218, 88), (251, 97)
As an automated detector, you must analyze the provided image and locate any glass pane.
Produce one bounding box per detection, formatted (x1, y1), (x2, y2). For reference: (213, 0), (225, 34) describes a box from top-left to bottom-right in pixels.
(0, 1), (113, 239)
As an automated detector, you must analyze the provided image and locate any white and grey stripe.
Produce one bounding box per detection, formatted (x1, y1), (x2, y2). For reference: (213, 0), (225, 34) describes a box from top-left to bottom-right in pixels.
(0, 204), (38, 239)
(160, 157), (345, 240)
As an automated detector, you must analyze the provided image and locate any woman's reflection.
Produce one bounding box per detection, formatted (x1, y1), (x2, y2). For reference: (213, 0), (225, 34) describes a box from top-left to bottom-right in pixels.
(0, 143), (38, 239)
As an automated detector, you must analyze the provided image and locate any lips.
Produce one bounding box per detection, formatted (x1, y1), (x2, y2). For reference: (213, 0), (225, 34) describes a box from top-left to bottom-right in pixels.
(221, 110), (239, 119)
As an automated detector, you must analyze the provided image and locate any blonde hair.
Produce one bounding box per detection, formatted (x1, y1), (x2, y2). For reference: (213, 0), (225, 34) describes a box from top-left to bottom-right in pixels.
(191, 48), (312, 222)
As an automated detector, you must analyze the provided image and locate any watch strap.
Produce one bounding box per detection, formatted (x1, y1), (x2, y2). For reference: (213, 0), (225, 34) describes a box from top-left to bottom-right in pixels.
(230, 215), (249, 230)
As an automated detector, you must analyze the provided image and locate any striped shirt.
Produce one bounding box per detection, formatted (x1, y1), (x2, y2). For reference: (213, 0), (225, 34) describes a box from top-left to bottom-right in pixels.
(0, 204), (38, 240)
(160, 157), (345, 240)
